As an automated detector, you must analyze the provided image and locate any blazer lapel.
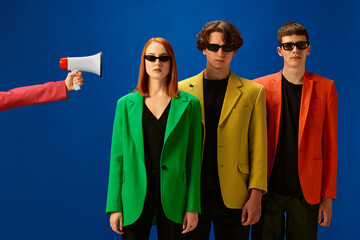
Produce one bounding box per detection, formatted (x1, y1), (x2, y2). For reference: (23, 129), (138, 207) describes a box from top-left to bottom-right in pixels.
(127, 92), (145, 163)
(272, 71), (283, 150)
(219, 72), (243, 125)
(164, 92), (189, 144)
(299, 71), (314, 146)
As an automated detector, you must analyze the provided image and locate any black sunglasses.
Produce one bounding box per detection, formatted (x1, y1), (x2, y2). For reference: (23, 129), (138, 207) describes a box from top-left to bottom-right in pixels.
(207, 44), (235, 52)
(280, 41), (310, 51)
(144, 55), (171, 62)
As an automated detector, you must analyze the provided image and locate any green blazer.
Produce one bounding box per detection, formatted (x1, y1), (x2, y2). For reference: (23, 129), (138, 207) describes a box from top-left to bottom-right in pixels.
(106, 90), (202, 226)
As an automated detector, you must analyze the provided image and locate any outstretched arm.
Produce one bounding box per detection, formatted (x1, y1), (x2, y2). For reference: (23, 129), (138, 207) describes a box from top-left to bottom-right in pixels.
(0, 72), (83, 111)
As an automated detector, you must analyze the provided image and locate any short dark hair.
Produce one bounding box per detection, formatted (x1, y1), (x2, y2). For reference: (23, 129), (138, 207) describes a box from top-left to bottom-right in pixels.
(196, 20), (243, 51)
(278, 22), (309, 45)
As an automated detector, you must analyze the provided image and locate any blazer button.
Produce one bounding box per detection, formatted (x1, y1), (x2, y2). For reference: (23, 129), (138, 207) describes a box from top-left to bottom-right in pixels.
(162, 165), (167, 170)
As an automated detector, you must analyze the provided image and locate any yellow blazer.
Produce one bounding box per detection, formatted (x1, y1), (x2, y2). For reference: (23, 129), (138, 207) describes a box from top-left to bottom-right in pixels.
(179, 71), (267, 209)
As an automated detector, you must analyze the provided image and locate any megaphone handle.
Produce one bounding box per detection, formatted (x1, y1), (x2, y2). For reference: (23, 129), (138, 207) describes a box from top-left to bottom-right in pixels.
(71, 70), (81, 91)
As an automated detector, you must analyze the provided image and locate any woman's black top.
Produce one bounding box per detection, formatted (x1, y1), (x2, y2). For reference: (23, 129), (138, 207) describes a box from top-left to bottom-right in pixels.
(142, 101), (171, 176)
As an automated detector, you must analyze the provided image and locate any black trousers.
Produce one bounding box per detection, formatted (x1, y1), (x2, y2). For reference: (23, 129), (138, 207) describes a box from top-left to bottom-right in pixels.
(122, 175), (183, 240)
(183, 189), (250, 240)
(251, 193), (319, 240)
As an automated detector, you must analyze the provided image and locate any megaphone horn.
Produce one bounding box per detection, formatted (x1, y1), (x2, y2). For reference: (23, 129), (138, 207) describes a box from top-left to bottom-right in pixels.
(60, 51), (102, 91)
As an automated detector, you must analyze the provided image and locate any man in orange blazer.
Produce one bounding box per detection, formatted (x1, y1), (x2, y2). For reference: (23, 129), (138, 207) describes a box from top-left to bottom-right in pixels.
(1, 71), (83, 111)
(252, 22), (338, 240)
(179, 20), (267, 240)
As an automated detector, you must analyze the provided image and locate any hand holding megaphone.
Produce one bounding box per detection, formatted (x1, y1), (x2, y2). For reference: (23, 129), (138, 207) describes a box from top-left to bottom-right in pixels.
(65, 71), (83, 91)
(60, 51), (102, 91)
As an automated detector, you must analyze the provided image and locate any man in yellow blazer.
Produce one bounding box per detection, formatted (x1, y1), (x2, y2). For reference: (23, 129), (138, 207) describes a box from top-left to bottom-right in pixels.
(179, 20), (267, 240)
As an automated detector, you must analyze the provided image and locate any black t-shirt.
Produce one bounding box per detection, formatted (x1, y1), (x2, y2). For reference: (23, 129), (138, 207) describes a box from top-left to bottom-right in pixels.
(268, 75), (303, 197)
(142, 101), (171, 176)
(202, 77), (229, 190)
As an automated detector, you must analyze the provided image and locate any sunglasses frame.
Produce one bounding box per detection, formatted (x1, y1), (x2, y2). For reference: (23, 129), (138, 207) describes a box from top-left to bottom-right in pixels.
(206, 44), (236, 52)
(280, 41), (310, 51)
(144, 55), (172, 62)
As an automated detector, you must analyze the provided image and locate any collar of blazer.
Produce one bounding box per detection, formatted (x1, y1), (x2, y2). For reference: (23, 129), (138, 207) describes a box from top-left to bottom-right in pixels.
(125, 91), (191, 161)
(271, 69), (314, 146)
(182, 70), (244, 126)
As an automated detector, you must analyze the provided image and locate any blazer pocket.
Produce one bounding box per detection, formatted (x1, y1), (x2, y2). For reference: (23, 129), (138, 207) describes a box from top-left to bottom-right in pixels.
(237, 164), (250, 174)
(232, 106), (250, 113)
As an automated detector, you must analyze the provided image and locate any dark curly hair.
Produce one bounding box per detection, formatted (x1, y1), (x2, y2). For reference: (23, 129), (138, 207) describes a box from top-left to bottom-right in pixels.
(196, 20), (243, 51)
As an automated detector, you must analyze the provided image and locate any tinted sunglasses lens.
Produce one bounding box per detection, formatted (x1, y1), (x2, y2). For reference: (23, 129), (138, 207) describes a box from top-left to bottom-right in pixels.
(282, 43), (295, 50)
(159, 56), (171, 62)
(207, 44), (235, 52)
(207, 44), (220, 52)
(221, 45), (235, 52)
(296, 42), (308, 49)
(145, 55), (157, 62)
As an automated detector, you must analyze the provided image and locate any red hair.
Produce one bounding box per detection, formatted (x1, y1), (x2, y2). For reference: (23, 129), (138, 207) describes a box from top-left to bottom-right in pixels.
(134, 37), (179, 98)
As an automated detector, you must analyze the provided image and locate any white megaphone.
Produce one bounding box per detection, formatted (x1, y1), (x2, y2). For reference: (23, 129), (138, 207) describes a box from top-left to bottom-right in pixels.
(60, 51), (102, 90)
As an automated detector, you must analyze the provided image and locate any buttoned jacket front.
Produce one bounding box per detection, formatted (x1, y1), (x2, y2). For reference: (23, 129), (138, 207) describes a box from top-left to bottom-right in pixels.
(106, 90), (202, 226)
(179, 71), (267, 209)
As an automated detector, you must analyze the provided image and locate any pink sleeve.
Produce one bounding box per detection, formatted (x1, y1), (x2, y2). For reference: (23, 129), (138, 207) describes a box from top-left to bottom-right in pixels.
(0, 81), (68, 111)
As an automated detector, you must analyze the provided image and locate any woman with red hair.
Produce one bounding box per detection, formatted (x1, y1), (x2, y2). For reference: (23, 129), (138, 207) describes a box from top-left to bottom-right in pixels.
(106, 38), (202, 239)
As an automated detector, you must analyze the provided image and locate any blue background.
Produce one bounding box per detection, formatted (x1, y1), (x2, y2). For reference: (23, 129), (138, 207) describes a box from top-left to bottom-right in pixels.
(0, 0), (358, 239)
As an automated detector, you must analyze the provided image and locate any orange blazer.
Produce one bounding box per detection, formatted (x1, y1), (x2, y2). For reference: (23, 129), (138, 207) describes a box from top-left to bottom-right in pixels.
(0, 81), (68, 111)
(255, 70), (338, 204)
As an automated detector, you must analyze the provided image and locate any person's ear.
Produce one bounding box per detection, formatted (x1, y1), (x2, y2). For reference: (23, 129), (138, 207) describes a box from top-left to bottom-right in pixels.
(202, 45), (208, 56)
